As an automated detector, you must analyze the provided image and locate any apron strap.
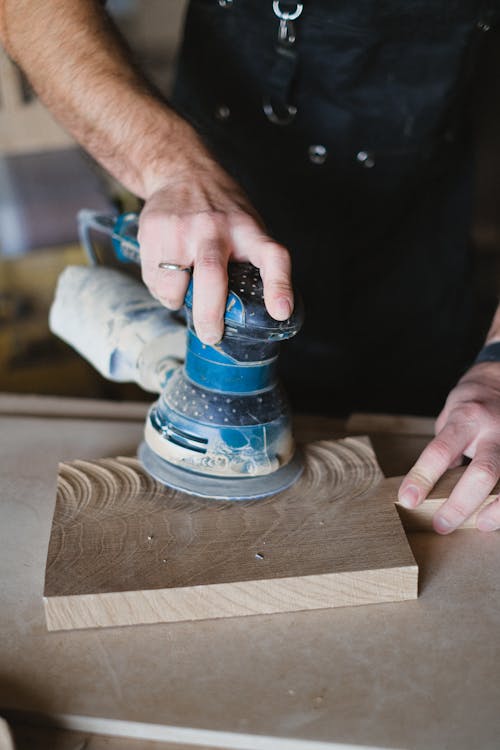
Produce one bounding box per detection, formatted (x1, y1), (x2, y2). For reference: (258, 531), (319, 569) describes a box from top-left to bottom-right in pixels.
(264, 2), (304, 125)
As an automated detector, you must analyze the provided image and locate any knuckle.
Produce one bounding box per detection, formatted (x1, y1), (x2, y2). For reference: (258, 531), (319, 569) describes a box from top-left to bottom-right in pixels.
(270, 242), (291, 263)
(262, 241), (291, 265)
(446, 501), (469, 521)
(139, 212), (184, 249)
(428, 438), (453, 464)
(139, 207), (162, 226)
(268, 278), (292, 295)
(485, 501), (500, 522)
(407, 467), (434, 488)
(472, 459), (499, 487)
(442, 419), (461, 440)
(228, 211), (259, 233)
(196, 308), (220, 326)
(138, 210), (164, 239)
(196, 252), (225, 273)
(457, 401), (483, 425)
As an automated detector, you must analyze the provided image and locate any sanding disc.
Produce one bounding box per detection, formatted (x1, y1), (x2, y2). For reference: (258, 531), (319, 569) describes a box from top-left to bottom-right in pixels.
(138, 442), (304, 500)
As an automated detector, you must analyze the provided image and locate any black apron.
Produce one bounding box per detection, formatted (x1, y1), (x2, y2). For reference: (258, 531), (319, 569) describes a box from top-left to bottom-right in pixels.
(171, 0), (500, 415)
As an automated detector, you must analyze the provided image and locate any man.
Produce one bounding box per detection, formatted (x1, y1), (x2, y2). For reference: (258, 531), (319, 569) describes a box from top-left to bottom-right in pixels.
(2, 0), (500, 534)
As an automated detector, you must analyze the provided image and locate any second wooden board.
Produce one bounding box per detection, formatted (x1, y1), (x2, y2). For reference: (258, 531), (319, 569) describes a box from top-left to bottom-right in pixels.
(43, 437), (418, 630)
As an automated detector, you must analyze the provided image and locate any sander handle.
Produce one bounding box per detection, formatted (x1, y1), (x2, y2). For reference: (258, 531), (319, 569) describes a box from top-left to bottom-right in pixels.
(78, 210), (140, 265)
(78, 209), (303, 343)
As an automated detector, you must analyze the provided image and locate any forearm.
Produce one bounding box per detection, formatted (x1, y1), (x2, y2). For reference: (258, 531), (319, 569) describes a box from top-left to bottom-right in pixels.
(0, 0), (209, 198)
(0, 0), (294, 340)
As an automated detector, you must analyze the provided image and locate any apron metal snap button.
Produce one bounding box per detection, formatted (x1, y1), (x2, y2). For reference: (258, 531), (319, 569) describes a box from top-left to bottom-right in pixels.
(356, 150), (375, 168)
(477, 20), (491, 31)
(308, 145), (327, 165)
(218, 0), (233, 7)
(215, 105), (231, 121)
(263, 98), (297, 125)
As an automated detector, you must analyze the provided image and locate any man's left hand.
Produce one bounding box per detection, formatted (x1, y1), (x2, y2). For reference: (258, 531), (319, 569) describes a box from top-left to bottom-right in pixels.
(398, 361), (500, 533)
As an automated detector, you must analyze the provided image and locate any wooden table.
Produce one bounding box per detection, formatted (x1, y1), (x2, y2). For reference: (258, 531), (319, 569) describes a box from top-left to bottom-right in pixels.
(0, 394), (499, 750)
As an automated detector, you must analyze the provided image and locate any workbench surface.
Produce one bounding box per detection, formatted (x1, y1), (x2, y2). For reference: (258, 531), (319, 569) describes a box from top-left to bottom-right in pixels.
(1, 395), (499, 750)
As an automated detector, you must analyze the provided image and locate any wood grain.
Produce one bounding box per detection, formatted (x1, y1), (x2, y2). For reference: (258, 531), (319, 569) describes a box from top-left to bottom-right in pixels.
(43, 437), (417, 630)
(346, 412), (435, 436)
(0, 393), (149, 421)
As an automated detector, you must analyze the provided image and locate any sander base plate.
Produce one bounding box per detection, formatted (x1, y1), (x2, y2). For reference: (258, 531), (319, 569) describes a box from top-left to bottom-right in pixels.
(138, 442), (304, 500)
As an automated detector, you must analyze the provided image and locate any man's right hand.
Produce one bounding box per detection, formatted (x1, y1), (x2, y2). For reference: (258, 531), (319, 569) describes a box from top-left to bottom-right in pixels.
(139, 160), (294, 345)
(0, 0), (293, 345)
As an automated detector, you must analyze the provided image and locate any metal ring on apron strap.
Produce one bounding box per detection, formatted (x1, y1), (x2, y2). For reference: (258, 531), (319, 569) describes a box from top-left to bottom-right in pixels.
(263, 1), (304, 125)
(272, 1), (303, 18)
(272, 2), (304, 44)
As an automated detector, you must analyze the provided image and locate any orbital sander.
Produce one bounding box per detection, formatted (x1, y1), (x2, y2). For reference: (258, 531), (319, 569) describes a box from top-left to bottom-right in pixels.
(76, 210), (304, 500)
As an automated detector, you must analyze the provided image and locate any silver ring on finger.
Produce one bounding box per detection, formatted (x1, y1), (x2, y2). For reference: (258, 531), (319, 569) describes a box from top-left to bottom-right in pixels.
(158, 262), (192, 272)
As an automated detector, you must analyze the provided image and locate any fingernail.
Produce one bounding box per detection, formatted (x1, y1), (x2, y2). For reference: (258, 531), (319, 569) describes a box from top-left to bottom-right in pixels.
(275, 297), (292, 320)
(434, 515), (452, 533)
(199, 330), (221, 346)
(398, 485), (420, 509)
(477, 518), (498, 532)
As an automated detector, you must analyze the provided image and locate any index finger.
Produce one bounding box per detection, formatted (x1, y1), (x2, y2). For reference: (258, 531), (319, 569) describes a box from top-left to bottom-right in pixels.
(191, 221), (229, 345)
(398, 420), (474, 509)
(433, 440), (500, 533)
(230, 220), (293, 321)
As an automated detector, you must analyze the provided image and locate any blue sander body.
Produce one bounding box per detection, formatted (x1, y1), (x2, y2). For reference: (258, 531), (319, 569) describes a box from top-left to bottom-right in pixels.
(79, 210), (303, 500)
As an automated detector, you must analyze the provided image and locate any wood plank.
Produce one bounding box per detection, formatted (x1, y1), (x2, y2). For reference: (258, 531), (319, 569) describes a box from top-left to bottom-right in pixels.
(345, 413), (435, 477)
(371, 466), (500, 532)
(0, 393), (149, 421)
(346, 412), (435, 436)
(43, 438), (417, 631)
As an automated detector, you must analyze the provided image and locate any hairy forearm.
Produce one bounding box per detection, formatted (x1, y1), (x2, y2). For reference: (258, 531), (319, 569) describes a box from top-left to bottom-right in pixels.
(0, 0), (207, 198)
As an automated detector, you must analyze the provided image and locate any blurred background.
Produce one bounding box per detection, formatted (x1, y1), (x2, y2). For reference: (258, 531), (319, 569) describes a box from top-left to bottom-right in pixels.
(1, 1), (500, 401)
(0, 0), (186, 400)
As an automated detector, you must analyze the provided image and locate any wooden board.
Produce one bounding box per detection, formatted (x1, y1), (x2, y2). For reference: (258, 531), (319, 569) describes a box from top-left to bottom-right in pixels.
(0, 392), (149, 421)
(345, 412), (435, 478)
(346, 412), (435, 436)
(372, 466), (500, 532)
(43, 438), (417, 631)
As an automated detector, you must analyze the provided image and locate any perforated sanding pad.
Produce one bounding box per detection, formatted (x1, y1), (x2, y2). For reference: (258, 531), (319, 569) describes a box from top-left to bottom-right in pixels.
(138, 442), (304, 500)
